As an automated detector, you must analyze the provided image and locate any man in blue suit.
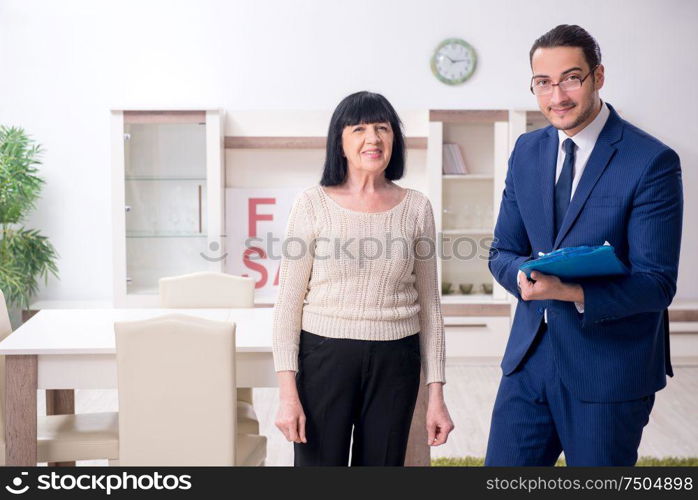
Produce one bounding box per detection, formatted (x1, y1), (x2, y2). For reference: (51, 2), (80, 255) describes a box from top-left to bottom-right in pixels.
(486, 25), (683, 466)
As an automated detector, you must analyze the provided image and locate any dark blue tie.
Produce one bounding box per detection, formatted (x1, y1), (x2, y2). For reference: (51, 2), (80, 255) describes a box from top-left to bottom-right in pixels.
(554, 138), (575, 236)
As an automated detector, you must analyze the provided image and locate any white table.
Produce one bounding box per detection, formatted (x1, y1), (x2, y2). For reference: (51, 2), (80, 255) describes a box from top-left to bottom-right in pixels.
(0, 308), (276, 466)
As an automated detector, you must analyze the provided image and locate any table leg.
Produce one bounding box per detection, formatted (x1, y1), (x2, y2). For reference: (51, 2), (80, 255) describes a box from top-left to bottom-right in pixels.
(5, 355), (37, 466)
(46, 389), (76, 467)
(404, 372), (430, 466)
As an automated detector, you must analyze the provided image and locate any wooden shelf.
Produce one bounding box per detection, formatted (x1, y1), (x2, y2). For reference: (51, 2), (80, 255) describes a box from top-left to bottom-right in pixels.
(525, 110), (546, 124)
(430, 109), (546, 126)
(441, 302), (510, 317)
(430, 109), (508, 124)
(125, 176), (205, 181)
(669, 302), (698, 322)
(124, 110), (206, 124)
(224, 136), (428, 150)
(442, 174), (493, 180)
(225, 136), (324, 149)
(405, 137), (428, 149)
(442, 228), (493, 235)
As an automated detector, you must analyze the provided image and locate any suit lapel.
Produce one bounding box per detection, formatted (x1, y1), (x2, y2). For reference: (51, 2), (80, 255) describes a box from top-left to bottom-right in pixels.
(539, 129), (558, 251)
(552, 104), (624, 249)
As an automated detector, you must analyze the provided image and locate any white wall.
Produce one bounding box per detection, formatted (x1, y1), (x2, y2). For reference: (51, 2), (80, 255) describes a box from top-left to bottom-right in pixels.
(1, 0), (696, 302)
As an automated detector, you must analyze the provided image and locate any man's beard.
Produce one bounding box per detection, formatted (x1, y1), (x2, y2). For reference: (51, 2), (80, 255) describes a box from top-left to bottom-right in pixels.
(549, 99), (597, 132)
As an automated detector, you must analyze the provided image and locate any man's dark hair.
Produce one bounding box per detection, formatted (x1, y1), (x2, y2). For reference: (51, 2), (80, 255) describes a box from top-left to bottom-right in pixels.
(529, 24), (602, 71)
(320, 91), (405, 187)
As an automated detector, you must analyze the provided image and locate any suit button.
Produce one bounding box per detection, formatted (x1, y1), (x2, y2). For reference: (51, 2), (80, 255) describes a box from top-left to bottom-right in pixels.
(537, 307), (544, 314)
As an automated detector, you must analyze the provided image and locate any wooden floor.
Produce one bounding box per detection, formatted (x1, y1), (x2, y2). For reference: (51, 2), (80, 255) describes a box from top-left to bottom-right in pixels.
(42, 361), (698, 466)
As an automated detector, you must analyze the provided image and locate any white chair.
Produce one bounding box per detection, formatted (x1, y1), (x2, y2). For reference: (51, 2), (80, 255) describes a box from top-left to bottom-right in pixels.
(114, 314), (266, 465)
(0, 289), (118, 465)
(159, 272), (255, 309)
(159, 272), (260, 434)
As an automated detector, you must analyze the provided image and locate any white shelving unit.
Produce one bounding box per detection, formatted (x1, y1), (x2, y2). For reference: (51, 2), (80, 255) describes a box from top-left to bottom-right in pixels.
(108, 107), (547, 313)
(427, 110), (511, 306)
(427, 109), (548, 336)
(111, 109), (225, 307)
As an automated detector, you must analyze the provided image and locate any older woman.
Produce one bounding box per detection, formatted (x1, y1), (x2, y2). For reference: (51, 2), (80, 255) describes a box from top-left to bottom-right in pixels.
(273, 91), (453, 466)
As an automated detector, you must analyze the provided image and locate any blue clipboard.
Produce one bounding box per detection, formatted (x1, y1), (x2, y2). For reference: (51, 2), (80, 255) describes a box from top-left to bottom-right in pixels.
(519, 243), (628, 280)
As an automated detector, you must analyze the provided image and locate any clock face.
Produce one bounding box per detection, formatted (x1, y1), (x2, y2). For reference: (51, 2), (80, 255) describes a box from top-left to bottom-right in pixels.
(431, 38), (477, 85)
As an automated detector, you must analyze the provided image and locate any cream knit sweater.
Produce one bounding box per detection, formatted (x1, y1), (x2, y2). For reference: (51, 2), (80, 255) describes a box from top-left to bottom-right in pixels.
(272, 185), (446, 384)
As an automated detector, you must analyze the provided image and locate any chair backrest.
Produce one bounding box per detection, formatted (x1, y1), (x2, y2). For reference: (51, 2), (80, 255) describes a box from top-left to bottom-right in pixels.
(159, 272), (255, 308)
(115, 314), (237, 465)
(0, 290), (13, 460)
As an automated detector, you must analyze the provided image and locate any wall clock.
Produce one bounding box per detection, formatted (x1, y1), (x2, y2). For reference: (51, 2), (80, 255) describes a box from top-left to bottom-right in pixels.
(431, 38), (477, 85)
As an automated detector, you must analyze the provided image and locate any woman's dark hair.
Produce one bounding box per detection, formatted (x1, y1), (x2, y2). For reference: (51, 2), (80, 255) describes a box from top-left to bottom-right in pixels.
(529, 24), (602, 71)
(320, 91), (405, 186)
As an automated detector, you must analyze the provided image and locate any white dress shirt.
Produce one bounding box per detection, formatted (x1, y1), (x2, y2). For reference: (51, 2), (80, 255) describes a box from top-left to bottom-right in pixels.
(555, 101), (610, 199)
(544, 101), (610, 321)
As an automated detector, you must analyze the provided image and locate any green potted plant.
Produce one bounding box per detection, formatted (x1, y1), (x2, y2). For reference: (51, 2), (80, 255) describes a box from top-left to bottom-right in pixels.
(0, 126), (59, 328)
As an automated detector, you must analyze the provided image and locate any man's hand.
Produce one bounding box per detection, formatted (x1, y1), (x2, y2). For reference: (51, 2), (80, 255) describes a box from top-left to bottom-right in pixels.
(517, 270), (584, 303)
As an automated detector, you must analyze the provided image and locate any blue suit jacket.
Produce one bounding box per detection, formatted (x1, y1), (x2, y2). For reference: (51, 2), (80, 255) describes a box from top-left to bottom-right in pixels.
(489, 103), (683, 403)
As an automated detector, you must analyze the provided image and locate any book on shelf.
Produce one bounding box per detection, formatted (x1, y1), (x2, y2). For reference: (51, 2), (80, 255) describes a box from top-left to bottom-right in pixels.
(442, 143), (469, 175)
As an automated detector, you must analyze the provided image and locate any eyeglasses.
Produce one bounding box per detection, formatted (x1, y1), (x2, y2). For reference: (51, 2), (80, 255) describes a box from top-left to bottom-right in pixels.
(530, 66), (598, 95)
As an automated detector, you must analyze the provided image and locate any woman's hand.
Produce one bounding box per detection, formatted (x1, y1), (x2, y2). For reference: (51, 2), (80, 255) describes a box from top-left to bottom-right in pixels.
(274, 371), (307, 443)
(425, 382), (454, 446)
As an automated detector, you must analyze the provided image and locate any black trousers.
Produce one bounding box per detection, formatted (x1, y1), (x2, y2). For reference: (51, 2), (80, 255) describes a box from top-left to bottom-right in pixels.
(294, 330), (421, 466)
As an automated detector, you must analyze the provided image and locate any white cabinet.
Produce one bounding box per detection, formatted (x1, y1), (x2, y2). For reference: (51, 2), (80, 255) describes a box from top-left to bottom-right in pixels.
(111, 110), (225, 307)
(428, 109), (546, 314)
(444, 316), (511, 359)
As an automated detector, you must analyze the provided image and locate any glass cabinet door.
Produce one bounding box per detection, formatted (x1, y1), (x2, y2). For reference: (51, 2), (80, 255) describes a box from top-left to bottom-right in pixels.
(123, 118), (208, 295)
